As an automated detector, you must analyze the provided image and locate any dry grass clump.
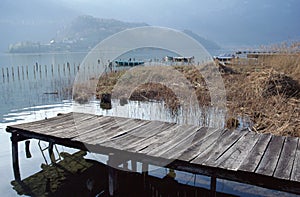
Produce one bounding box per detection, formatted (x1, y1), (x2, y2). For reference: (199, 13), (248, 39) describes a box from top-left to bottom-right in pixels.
(129, 82), (180, 111)
(173, 65), (211, 105)
(248, 69), (300, 98)
(256, 54), (300, 81)
(96, 70), (126, 99)
(223, 67), (300, 136)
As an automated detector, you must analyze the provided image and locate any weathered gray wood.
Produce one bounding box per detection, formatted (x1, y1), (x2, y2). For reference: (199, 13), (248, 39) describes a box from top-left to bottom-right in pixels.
(291, 139), (300, 182)
(213, 132), (260, 170)
(31, 113), (96, 135)
(125, 123), (179, 152)
(72, 116), (129, 139)
(194, 130), (248, 166)
(255, 136), (285, 176)
(176, 128), (225, 162)
(7, 112), (74, 130)
(83, 119), (150, 145)
(139, 125), (199, 155)
(238, 133), (272, 172)
(157, 127), (220, 159)
(101, 121), (172, 150)
(274, 137), (298, 180)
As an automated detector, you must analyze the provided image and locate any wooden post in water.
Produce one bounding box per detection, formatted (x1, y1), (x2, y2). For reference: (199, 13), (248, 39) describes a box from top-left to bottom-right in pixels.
(39, 64), (42, 79)
(67, 62), (70, 75)
(11, 133), (21, 181)
(73, 63), (76, 75)
(21, 66), (24, 80)
(131, 159), (137, 172)
(58, 64), (60, 76)
(51, 64), (54, 76)
(11, 67), (14, 80)
(2, 68), (4, 80)
(17, 66), (20, 80)
(33, 65), (36, 79)
(210, 175), (217, 197)
(107, 153), (119, 197)
(63, 63), (66, 76)
(6, 67), (9, 78)
(45, 65), (47, 78)
(26, 65), (28, 79)
(142, 162), (149, 194)
(48, 142), (55, 164)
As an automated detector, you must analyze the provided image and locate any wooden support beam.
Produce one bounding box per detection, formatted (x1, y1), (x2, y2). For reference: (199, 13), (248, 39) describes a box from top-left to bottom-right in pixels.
(142, 162), (149, 195)
(210, 175), (217, 197)
(11, 133), (21, 181)
(131, 159), (137, 172)
(25, 140), (31, 158)
(107, 153), (119, 197)
(48, 142), (55, 164)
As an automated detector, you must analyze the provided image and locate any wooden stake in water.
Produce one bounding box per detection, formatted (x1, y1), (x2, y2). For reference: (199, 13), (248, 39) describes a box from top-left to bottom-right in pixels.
(33, 65), (36, 79)
(39, 64), (42, 79)
(45, 65), (47, 78)
(63, 63), (66, 76)
(17, 66), (20, 80)
(26, 65), (29, 79)
(6, 67), (9, 78)
(12, 67), (15, 81)
(22, 66), (24, 80)
(67, 62), (70, 75)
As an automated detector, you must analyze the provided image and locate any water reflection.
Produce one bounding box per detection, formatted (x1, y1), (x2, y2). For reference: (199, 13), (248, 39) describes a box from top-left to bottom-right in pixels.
(74, 99), (226, 128)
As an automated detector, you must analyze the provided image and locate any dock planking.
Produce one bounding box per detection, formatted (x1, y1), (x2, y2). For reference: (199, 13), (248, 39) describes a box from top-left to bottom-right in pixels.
(6, 112), (300, 195)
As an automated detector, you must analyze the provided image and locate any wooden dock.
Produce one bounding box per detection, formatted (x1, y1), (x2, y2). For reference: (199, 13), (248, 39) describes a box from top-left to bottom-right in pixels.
(6, 112), (300, 195)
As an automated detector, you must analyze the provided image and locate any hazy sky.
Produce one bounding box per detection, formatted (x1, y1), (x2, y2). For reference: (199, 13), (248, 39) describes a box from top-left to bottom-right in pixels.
(1, 0), (300, 49)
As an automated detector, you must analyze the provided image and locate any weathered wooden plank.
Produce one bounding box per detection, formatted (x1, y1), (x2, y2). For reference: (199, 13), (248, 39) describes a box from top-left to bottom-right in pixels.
(255, 135), (285, 176)
(125, 124), (180, 152)
(291, 139), (300, 182)
(101, 121), (172, 149)
(274, 137), (298, 180)
(72, 117), (138, 141)
(72, 116), (124, 136)
(213, 132), (260, 170)
(164, 128), (224, 161)
(38, 114), (99, 138)
(7, 112), (74, 131)
(238, 133), (272, 172)
(139, 125), (199, 155)
(31, 113), (95, 133)
(81, 119), (150, 145)
(193, 130), (248, 166)
(122, 123), (176, 151)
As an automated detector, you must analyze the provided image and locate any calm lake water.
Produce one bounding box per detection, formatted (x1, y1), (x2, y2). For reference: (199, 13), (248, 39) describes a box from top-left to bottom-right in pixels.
(0, 52), (297, 196)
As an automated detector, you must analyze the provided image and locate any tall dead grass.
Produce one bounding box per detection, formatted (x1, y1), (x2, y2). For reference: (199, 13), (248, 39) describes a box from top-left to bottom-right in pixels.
(92, 42), (300, 136)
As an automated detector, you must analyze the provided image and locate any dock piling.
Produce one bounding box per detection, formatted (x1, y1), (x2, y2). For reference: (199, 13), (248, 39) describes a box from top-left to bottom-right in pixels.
(11, 133), (21, 181)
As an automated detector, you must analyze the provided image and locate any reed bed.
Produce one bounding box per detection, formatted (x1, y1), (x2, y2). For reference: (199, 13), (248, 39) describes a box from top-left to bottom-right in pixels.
(84, 42), (300, 137)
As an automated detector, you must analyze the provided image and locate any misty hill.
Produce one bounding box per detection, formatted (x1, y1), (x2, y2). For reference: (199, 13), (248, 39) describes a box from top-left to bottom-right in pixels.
(1, 0), (78, 53)
(8, 15), (220, 53)
(183, 30), (221, 51)
(55, 15), (149, 51)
